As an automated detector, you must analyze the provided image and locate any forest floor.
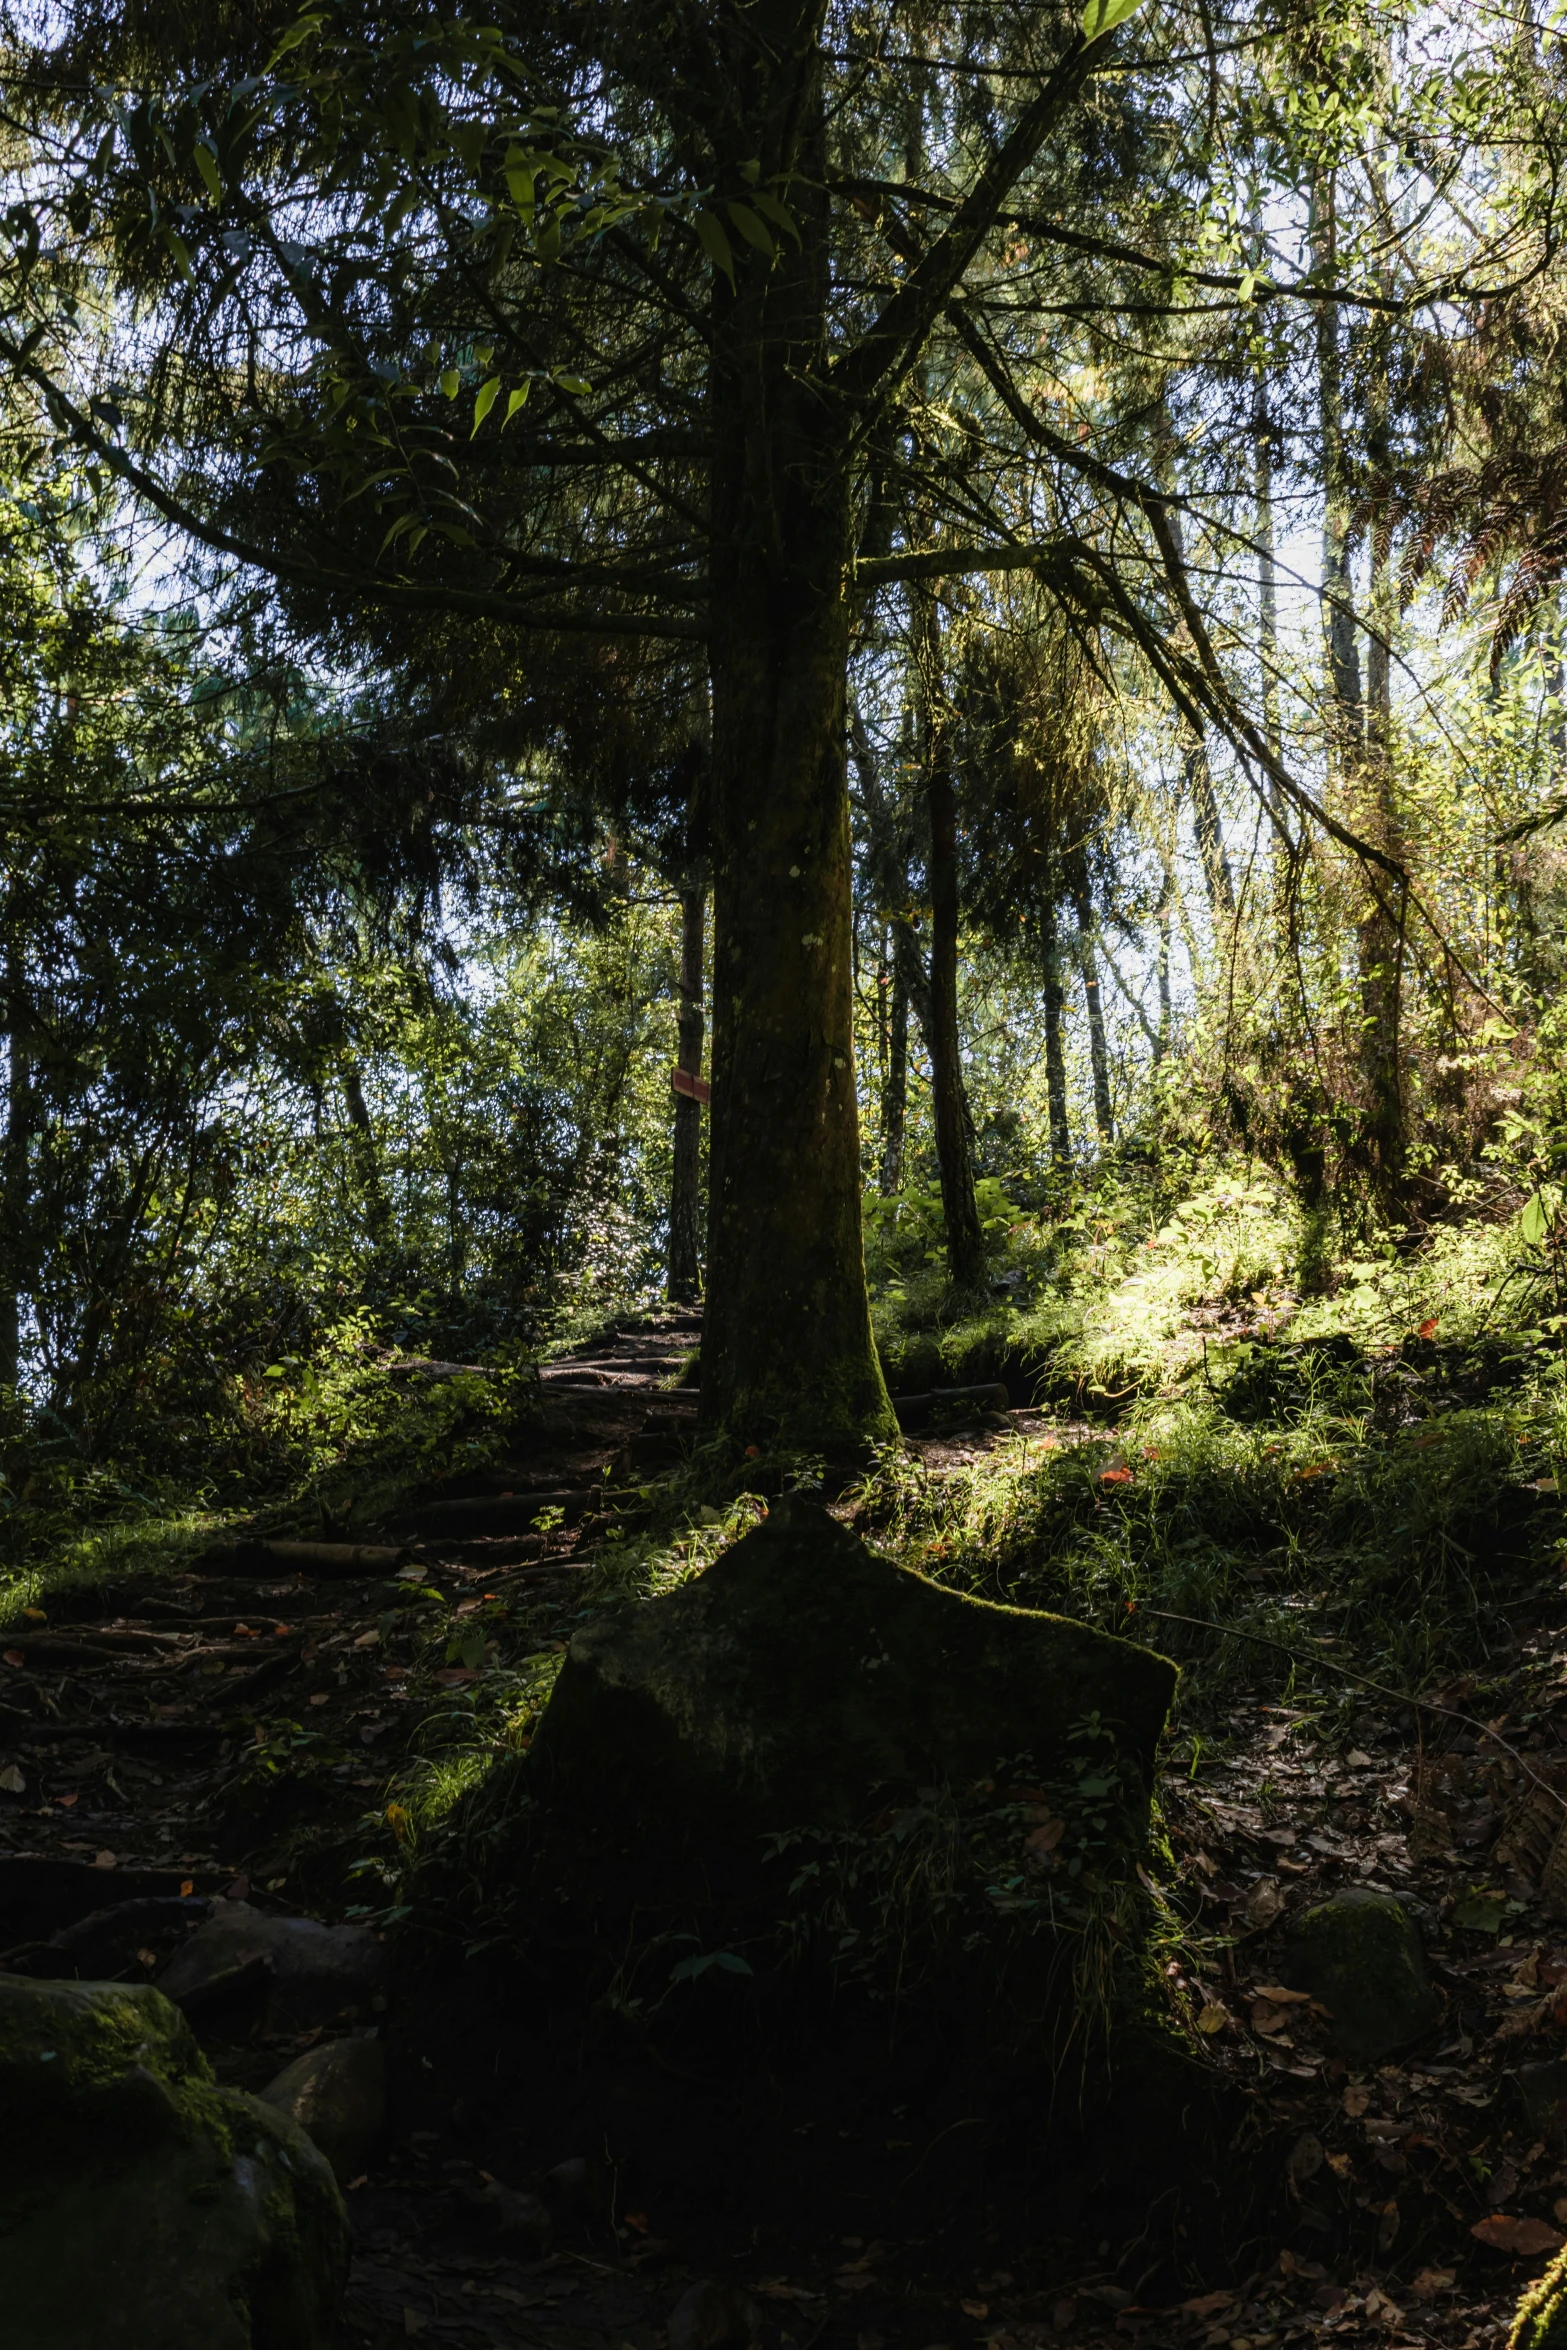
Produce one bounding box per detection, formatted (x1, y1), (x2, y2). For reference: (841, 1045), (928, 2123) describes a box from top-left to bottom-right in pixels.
(1, 1314), (1565, 2350)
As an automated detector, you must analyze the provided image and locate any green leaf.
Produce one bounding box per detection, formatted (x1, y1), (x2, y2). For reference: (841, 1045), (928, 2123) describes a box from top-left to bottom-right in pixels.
(265, 11), (325, 68)
(692, 207), (736, 286)
(193, 144), (222, 204)
(551, 371), (592, 397)
(726, 201), (775, 257)
(1521, 1190), (1552, 1245)
(439, 368), (460, 399)
(747, 189), (800, 244)
(502, 385), (529, 428)
(471, 375), (501, 434)
(1081, 0), (1143, 36)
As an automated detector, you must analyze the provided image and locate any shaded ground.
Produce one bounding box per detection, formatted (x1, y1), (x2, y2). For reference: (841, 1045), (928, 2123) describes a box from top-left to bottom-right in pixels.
(2, 1315), (1566, 2349)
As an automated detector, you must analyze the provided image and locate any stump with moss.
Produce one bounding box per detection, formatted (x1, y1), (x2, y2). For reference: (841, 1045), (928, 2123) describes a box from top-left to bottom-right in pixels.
(532, 1494), (1178, 1830)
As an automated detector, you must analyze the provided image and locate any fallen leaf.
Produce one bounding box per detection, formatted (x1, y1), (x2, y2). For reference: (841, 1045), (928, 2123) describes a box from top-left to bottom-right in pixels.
(1024, 1818), (1066, 1854)
(2, 1650), (22, 1668)
(1326, 2152), (1353, 2177)
(1196, 2003), (1228, 2034)
(1287, 2134), (1325, 2181)
(960, 2302), (989, 2319)
(1098, 1467), (1133, 1485)
(1556, 2199), (1567, 2227)
(0, 1763), (24, 1793)
(179, 1879), (194, 1897)
(21, 1607), (44, 1621)
(1180, 2294), (1234, 2318)
(93, 1849), (116, 1869)
(1244, 1877), (1285, 1927)
(1261, 1825), (1297, 1846)
(1346, 1749), (1373, 1768)
(1251, 1999), (1288, 2035)
(308, 1690), (332, 1706)
(1532, 1478), (1560, 1495)
(1409, 2268), (1455, 2301)
(136, 1946), (158, 1967)
(623, 2211), (650, 2234)
(1417, 1317), (1440, 1340)
(353, 1629), (382, 1649)
(1254, 1983), (1312, 2003)
(1343, 2084), (1372, 2118)
(1471, 2214), (1564, 2255)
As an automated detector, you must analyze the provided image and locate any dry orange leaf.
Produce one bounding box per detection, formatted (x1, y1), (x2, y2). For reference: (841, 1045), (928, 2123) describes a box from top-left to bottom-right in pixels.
(1472, 2214), (1563, 2256)
(179, 1879), (194, 1897)
(1417, 1317), (1439, 1340)
(1098, 1467), (1133, 1485)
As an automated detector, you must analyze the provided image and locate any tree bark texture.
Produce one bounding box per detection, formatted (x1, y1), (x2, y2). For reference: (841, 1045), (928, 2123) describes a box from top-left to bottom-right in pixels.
(702, 40), (893, 1446)
(916, 594), (984, 1289)
(880, 955), (908, 1195)
(1067, 853), (1114, 1143)
(1357, 274), (1405, 1196)
(0, 942), (30, 1395)
(1040, 891), (1071, 1163)
(668, 884), (706, 1303)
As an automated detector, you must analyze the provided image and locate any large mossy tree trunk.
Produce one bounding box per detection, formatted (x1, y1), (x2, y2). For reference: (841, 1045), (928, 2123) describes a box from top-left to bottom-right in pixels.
(702, 55), (893, 1449)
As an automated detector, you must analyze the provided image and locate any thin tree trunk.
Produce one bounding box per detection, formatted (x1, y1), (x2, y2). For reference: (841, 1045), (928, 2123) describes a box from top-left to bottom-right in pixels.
(1188, 739), (1235, 922)
(341, 1062), (390, 1246)
(918, 593), (984, 1289)
(1154, 868), (1173, 1065)
(880, 953), (908, 1194)
(1358, 255), (1405, 1196)
(1312, 169), (1364, 749)
(1068, 852), (1114, 1143)
(1040, 889), (1071, 1163)
(668, 883), (706, 1303)
(0, 936), (30, 1394)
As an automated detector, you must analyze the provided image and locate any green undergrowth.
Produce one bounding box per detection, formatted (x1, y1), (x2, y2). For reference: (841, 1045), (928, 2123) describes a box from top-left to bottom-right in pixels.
(0, 1313), (535, 1626)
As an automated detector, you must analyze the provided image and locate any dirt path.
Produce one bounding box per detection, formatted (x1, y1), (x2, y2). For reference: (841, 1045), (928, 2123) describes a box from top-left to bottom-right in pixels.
(2, 1339), (1564, 2349)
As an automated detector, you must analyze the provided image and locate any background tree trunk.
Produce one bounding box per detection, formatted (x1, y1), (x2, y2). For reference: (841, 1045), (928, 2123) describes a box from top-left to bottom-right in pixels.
(880, 955), (908, 1194)
(917, 593), (984, 1289)
(1040, 890), (1071, 1163)
(0, 935), (30, 1395)
(668, 883), (706, 1303)
(1067, 851), (1114, 1143)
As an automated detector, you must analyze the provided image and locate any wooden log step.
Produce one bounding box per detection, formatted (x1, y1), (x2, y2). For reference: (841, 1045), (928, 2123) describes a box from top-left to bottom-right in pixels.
(891, 1382), (1012, 1432)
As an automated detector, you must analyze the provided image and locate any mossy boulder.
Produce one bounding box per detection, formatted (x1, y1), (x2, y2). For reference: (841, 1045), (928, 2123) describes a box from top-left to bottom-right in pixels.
(1282, 1890), (1440, 2061)
(531, 1496), (1178, 1830)
(1512, 2245), (1567, 2350)
(0, 1975), (349, 2349)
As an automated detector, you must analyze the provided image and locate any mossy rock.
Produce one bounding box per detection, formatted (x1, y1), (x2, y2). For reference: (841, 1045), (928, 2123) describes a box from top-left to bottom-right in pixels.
(1282, 1890), (1440, 2061)
(1512, 2246), (1567, 2350)
(531, 1496), (1177, 1830)
(0, 1975), (349, 2349)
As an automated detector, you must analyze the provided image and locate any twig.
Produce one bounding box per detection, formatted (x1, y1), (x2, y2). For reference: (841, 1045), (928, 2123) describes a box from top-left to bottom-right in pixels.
(1136, 1606), (1566, 1812)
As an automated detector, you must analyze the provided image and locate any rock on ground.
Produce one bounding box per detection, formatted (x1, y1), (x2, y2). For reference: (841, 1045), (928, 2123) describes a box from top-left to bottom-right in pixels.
(155, 1896), (386, 2028)
(0, 1975), (348, 2350)
(530, 1495), (1178, 1830)
(259, 2033), (387, 2183)
(1282, 1888), (1440, 2061)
